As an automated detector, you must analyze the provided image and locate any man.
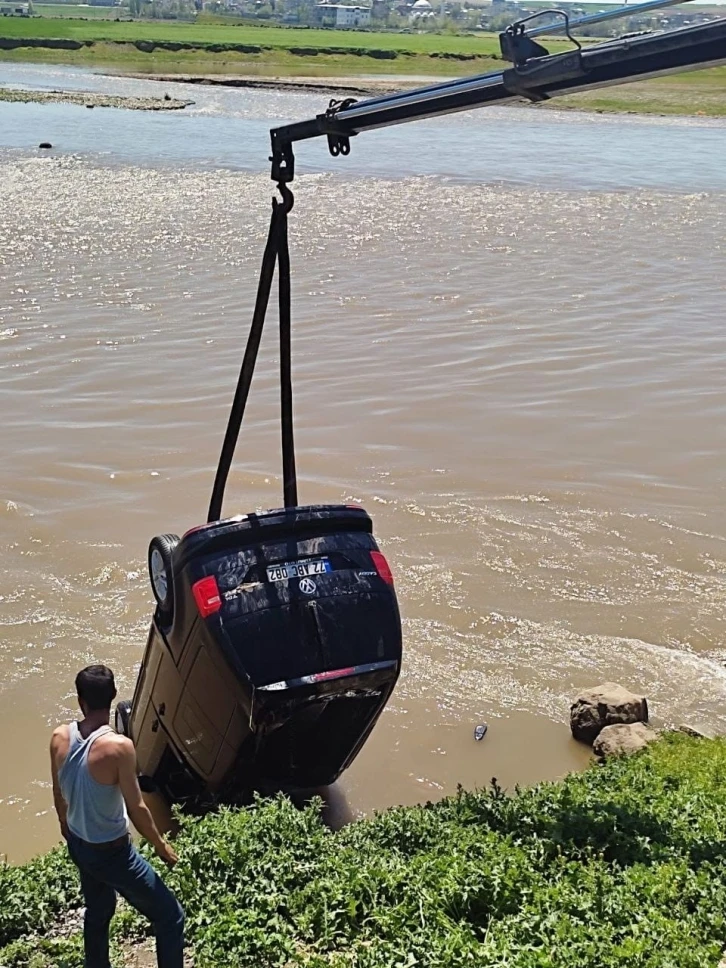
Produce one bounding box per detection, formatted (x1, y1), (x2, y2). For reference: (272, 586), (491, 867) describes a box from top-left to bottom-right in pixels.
(50, 665), (184, 968)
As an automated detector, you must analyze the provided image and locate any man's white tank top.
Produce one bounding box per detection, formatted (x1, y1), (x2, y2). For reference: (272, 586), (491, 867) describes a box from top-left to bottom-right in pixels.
(58, 722), (128, 843)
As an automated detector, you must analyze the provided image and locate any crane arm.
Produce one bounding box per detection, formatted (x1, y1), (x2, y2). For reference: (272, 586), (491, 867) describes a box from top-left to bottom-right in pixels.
(213, 0), (725, 518)
(270, 11), (726, 183)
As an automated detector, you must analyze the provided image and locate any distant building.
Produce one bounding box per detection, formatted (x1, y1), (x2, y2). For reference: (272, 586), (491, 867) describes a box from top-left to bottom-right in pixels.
(0, 2), (30, 14)
(316, 3), (371, 27)
(409, 0), (433, 17)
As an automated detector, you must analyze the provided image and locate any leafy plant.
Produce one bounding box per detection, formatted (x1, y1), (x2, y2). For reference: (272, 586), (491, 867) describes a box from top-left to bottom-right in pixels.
(4, 734), (726, 966)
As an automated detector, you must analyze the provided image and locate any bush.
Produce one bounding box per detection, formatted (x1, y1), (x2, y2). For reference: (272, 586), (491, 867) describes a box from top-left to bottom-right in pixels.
(0, 847), (80, 947)
(3, 734), (726, 966)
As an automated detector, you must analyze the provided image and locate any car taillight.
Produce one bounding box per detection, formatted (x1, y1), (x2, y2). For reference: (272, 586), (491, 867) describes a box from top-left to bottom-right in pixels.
(192, 576), (222, 618)
(370, 551), (394, 586)
(312, 667), (356, 682)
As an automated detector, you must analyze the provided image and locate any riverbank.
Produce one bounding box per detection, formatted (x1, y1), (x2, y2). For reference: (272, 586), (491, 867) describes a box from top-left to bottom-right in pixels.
(106, 69), (398, 97)
(2, 734), (726, 967)
(114, 66), (726, 117)
(0, 86), (192, 111)
(0, 36), (503, 81)
(0, 17), (724, 116)
(3, 62), (724, 117)
(105, 69), (425, 96)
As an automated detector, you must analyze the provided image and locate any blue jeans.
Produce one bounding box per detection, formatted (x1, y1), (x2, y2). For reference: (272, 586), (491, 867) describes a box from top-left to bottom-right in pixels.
(67, 832), (184, 968)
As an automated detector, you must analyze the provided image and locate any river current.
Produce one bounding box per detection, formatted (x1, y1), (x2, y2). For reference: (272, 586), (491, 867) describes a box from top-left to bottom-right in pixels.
(1, 62), (725, 861)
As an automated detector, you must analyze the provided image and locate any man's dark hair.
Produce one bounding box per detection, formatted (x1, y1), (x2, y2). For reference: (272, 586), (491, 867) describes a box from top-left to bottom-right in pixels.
(76, 665), (117, 711)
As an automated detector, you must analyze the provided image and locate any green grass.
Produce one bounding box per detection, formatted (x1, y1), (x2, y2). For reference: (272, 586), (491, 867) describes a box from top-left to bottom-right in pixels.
(4, 734), (726, 967)
(553, 67), (726, 117)
(0, 16), (576, 55)
(0, 41), (502, 75)
(0, 15), (534, 78)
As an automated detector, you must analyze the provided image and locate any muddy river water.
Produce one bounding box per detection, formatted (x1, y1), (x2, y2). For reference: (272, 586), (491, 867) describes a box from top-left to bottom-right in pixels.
(1, 63), (725, 862)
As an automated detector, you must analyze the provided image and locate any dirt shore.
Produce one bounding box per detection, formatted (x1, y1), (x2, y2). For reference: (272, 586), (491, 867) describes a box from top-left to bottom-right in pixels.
(101, 70), (726, 118)
(103, 70), (420, 97)
(0, 87), (193, 110)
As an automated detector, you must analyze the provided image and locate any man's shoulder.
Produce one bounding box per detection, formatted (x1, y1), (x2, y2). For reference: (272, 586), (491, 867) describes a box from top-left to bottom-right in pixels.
(95, 730), (135, 758)
(50, 723), (70, 748)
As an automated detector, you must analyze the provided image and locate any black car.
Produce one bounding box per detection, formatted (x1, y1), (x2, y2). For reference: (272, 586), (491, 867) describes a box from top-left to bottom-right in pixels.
(116, 504), (402, 805)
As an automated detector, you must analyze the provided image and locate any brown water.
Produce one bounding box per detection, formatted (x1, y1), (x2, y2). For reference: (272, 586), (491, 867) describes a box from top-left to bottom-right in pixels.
(2, 79), (726, 860)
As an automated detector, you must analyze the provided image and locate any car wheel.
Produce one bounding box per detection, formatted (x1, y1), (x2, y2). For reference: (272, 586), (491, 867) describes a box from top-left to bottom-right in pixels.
(148, 533), (179, 625)
(115, 699), (132, 737)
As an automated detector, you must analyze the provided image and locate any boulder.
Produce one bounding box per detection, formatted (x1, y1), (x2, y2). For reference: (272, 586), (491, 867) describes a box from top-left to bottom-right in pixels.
(570, 682), (648, 745)
(593, 722), (657, 759)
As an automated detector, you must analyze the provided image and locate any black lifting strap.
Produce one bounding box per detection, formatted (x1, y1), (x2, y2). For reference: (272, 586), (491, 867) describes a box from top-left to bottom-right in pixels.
(207, 184), (297, 523)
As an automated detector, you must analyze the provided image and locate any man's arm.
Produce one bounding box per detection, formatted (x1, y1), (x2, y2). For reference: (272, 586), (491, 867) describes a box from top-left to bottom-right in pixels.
(50, 728), (69, 840)
(116, 738), (178, 867)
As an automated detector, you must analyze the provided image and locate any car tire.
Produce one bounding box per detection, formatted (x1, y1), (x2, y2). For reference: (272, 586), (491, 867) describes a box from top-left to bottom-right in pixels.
(148, 533), (179, 625)
(115, 699), (132, 737)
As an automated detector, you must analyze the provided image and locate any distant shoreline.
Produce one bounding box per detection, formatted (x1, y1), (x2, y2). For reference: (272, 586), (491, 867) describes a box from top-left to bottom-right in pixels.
(3, 67), (724, 120)
(102, 70), (417, 98)
(101, 68), (726, 120)
(0, 85), (192, 111)
(0, 16), (724, 118)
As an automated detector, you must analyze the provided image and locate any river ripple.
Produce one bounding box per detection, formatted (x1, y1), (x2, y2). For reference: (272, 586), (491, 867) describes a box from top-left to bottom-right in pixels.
(1, 64), (725, 859)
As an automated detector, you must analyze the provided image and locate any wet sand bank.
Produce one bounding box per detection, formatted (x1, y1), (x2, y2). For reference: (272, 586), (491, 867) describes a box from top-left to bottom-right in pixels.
(0, 86), (193, 111)
(102, 69), (416, 97)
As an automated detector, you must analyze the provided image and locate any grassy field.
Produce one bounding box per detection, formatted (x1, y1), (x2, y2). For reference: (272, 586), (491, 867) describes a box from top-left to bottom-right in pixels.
(0, 16), (573, 55)
(0, 15), (553, 80)
(4, 734), (726, 967)
(551, 66), (726, 117)
(0, 42), (502, 77)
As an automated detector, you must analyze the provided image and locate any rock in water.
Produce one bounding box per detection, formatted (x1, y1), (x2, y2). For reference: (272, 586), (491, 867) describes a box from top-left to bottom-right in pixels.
(592, 722), (657, 759)
(474, 723), (488, 741)
(570, 682), (648, 745)
(38, 142), (52, 149)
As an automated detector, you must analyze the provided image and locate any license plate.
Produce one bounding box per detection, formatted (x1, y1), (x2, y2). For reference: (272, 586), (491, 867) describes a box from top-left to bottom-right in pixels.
(266, 558), (331, 582)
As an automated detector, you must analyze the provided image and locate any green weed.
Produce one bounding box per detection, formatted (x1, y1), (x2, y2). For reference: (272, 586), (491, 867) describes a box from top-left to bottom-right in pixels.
(3, 734), (726, 966)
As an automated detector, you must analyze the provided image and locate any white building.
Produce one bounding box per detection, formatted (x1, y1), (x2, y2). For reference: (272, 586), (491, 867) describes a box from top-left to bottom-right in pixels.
(409, 0), (434, 19)
(317, 3), (371, 27)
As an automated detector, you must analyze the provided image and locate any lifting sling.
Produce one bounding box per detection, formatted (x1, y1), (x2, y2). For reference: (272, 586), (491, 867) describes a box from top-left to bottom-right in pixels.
(207, 182), (297, 522)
